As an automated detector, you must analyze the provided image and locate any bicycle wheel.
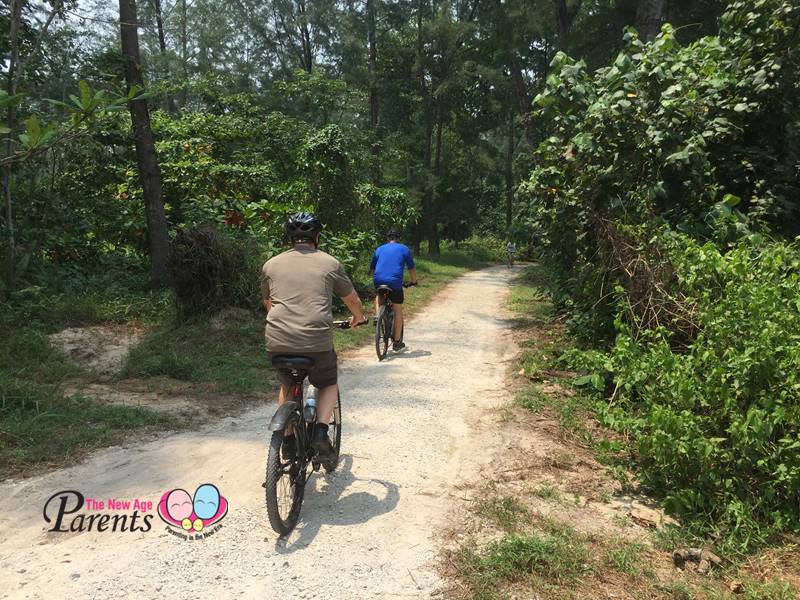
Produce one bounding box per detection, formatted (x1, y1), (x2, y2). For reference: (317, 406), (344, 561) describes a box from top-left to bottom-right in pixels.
(375, 304), (391, 360)
(324, 391), (342, 473)
(265, 428), (306, 535)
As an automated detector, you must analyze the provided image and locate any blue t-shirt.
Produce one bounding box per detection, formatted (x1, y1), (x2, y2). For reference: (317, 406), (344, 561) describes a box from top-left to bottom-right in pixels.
(370, 242), (415, 290)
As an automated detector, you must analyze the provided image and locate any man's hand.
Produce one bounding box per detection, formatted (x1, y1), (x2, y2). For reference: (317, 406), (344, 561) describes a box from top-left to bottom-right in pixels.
(350, 314), (369, 328)
(341, 290), (367, 328)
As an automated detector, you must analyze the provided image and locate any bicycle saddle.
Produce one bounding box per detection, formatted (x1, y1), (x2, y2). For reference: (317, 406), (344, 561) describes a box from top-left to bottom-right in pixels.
(271, 356), (315, 370)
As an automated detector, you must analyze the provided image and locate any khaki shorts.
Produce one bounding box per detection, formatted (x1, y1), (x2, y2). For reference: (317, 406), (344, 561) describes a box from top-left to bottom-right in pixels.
(267, 349), (338, 388)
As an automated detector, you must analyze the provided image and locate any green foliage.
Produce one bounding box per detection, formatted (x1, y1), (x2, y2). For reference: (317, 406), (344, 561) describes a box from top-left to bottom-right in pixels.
(517, 0), (800, 551)
(598, 236), (800, 549)
(520, 0), (800, 340)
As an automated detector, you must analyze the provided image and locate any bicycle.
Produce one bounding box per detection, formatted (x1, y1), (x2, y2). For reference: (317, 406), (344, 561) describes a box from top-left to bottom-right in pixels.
(264, 318), (365, 535)
(507, 252), (515, 268)
(374, 281), (416, 361)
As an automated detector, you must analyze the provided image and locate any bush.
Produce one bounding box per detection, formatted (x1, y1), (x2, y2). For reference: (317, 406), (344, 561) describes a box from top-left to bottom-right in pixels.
(597, 234), (800, 549)
(169, 227), (261, 318)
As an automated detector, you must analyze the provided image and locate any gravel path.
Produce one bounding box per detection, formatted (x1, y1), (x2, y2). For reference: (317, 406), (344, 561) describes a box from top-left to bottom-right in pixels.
(0, 266), (517, 600)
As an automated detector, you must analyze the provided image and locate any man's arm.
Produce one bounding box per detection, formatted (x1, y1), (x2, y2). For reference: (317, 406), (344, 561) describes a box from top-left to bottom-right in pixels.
(368, 251), (378, 277)
(341, 290), (367, 326)
(404, 247), (417, 284)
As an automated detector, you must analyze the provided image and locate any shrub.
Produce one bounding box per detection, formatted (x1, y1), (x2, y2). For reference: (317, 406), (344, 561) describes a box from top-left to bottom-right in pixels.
(168, 227), (260, 318)
(598, 234), (800, 549)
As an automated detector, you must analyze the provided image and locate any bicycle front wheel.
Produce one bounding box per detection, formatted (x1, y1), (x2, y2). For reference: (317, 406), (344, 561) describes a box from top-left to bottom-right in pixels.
(265, 429), (306, 535)
(375, 304), (391, 361)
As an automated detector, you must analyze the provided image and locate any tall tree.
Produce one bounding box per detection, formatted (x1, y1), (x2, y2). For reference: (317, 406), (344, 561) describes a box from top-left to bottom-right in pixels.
(367, 0), (378, 130)
(119, 0), (170, 287)
(2, 0), (23, 293)
(554, 0), (582, 50)
(636, 0), (666, 41)
(150, 0), (176, 111)
(3, 0), (63, 292)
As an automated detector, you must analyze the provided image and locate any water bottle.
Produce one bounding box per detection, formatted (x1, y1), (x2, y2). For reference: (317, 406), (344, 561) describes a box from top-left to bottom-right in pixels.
(304, 385), (318, 422)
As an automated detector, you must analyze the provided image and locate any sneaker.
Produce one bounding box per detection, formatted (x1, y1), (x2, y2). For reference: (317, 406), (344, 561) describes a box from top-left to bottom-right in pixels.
(281, 435), (297, 461)
(392, 341), (406, 352)
(311, 428), (335, 464)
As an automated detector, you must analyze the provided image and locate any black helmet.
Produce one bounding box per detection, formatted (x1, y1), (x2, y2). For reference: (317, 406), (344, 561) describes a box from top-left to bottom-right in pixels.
(286, 212), (322, 242)
(387, 228), (401, 240)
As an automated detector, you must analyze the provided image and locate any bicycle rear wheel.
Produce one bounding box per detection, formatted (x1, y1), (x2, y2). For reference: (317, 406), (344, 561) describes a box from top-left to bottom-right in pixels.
(375, 304), (391, 361)
(324, 391), (342, 473)
(265, 428), (306, 535)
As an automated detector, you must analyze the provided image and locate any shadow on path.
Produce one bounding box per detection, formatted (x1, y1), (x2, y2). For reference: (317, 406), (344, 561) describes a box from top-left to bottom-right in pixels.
(274, 455), (400, 552)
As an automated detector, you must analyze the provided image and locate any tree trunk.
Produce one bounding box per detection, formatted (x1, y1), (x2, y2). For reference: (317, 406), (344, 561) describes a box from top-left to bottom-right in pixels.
(152, 0), (176, 112)
(298, 0), (313, 72)
(179, 0), (188, 106)
(509, 52), (536, 145)
(506, 111), (515, 229)
(367, 0), (378, 130)
(367, 0), (381, 181)
(3, 0), (22, 293)
(428, 97), (443, 256)
(554, 0), (582, 50)
(119, 0), (171, 287)
(635, 0), (666, 41)
(416, 0), (438, 257)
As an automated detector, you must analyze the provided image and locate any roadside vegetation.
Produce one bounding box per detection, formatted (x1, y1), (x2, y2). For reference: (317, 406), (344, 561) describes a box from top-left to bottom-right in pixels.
(514, 0), (800, 564)
(445, 266), (800, 600)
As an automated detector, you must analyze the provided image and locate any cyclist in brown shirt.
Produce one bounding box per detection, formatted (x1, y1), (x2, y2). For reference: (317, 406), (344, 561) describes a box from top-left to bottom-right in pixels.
(261, 212), (367, 463)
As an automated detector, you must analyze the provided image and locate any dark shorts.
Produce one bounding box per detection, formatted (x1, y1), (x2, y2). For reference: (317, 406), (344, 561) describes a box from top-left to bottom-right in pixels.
(377, 286), (404, 304)
(267, 349), (338, 388)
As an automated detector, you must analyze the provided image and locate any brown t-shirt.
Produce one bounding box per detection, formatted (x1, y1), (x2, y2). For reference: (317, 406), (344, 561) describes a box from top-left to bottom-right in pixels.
(260, 247), (355, 353)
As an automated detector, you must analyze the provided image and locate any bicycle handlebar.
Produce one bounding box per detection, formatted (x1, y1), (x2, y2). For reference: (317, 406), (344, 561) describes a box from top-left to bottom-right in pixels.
(333, 317), (371, 330)
(403, 281), (418, 288)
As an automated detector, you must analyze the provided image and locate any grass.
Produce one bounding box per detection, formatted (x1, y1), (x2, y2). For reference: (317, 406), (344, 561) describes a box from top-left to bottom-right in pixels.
(123, 310), (271, 396)
(474, 493), (529, 532)
(604, 541), (648, 576)
(0, 328), (179, 477)
(452, 526), (591, 600)
(533, 482), (563, 502)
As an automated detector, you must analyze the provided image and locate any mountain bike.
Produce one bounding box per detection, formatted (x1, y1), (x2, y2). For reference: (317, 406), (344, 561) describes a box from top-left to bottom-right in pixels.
(264, 318), (365, 536)
(374, 282), (416, 361)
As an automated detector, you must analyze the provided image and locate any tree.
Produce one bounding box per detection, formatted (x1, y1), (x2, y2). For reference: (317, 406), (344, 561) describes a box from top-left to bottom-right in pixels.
(119, 0), (170, 286)
(554, 0), (582, 50)
(635, 0), (666, 41)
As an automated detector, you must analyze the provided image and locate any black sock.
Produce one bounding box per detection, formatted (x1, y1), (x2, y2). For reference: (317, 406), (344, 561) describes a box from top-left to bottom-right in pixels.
(315, 423), (329, 435)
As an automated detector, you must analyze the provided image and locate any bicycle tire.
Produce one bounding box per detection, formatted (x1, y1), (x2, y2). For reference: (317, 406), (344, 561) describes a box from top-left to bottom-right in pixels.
(375, 304), (390, 360)
(265, 428), (305, 535)
(324, 391), (342, 473)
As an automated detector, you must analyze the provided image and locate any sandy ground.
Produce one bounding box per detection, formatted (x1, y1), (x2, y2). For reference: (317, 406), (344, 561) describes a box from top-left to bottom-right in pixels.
(0, 266), (517, 600)
(49, 326), (144, 377)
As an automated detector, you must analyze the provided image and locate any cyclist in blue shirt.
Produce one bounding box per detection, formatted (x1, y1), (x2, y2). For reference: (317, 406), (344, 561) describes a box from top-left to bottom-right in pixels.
(369, 229), (417, 351)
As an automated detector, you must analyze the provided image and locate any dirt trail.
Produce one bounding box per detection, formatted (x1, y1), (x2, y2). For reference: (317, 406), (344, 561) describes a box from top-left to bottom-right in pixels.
(0, 266), (517, 600)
